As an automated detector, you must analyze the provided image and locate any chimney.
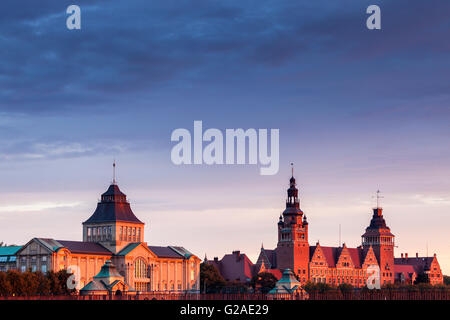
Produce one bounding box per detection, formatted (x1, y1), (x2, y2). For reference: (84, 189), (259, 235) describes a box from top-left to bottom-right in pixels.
(416, 252), (419, 259)
(401, 253), (403, 259)
(405, 253), (408, 260)
(214, 257), (218, 262)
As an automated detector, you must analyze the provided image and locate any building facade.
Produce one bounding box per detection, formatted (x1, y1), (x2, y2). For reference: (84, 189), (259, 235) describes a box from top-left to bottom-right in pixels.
(14, 178), (201, 292)
(254, 173), (444, 287)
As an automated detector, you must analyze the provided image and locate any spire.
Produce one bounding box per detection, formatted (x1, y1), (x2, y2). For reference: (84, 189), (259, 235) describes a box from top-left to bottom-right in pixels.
(291, 162), (294, 178)
(112, 160), (117, 185)
(373, 189), (383, 209)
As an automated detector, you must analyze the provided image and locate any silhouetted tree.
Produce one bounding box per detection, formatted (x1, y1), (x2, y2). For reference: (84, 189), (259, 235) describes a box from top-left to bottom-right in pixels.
(250, 272), (278, 293)
(200, 263), (226, 293)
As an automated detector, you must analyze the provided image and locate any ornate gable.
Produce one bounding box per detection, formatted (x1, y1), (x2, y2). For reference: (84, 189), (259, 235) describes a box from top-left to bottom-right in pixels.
(310, 244), (329, 267)
(362, 246), (379, 268)
(336, 244), (354, 268)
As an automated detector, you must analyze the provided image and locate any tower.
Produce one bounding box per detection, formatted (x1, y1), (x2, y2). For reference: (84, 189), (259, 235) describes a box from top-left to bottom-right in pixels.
(276, 169), (309, 282)
(361, 192), (395, 285)
(82, 164), (145, 253)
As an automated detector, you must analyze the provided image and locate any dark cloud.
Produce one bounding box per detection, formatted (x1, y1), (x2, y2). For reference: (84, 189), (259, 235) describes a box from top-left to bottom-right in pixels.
(0, 0), (449, 116)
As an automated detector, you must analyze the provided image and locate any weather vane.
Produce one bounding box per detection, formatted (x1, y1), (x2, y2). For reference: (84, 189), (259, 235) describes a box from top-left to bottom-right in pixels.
(373, 189), (384, 208)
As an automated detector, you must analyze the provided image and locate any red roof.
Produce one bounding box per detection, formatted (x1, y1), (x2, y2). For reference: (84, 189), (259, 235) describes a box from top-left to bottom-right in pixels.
(265, 269), (282, 281)
(394, 264), (416, 281)
(209, 251), (254, 282)
(310, 245), (365, 268)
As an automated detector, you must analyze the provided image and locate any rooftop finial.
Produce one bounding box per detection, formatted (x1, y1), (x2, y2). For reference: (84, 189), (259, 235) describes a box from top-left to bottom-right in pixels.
(373, 189), (383, 208)
(113, 160), (116, 185)
(290, 162), (294, 177)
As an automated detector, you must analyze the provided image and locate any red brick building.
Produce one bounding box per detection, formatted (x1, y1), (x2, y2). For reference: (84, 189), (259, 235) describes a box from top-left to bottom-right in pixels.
(252, 173), (444, 287)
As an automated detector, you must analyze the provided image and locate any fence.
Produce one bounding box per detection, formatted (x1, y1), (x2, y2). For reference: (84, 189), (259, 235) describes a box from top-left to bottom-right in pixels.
(1, 289), (449, 300)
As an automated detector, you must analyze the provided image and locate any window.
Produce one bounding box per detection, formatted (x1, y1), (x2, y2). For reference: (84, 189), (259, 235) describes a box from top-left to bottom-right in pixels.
(134, 258), (147, 279)
(41, 265), (47, 273)
(42, 256), (47, 262)
(21, 265), (26, 272)
(137, 228), (141, 242)
(32, 265), (37, 272)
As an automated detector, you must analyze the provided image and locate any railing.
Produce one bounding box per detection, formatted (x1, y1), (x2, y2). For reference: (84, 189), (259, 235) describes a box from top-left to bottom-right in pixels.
(1, 289), (449, 300)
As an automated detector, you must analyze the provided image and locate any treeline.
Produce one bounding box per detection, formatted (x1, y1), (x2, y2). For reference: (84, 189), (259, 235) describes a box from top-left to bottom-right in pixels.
(0, 270), (75, 297)
(200, 263), (278, 293)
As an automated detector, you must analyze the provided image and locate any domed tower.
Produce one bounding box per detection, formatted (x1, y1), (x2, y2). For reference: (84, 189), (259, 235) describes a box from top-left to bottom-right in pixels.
(362, 191), (395, 285)
(276, 166), (309, 282)
(82, 163), (145, 253)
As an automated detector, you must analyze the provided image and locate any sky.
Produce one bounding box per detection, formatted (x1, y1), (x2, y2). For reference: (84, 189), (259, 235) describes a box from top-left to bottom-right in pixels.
(0, 1), (449, 274)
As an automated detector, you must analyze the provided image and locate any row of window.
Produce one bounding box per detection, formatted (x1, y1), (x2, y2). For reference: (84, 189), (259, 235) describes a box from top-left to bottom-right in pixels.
(87, 226), (113, 241)
(119, 226), (142, 242)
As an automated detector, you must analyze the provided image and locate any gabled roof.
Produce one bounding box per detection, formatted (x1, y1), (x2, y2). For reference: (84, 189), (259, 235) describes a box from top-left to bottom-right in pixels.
(310, 245), (365, 268)
(148, 246), (184, 259)
(117, 243), (141, 256)
(310, 246), (339, 267)
(83, 184), (144, 224)
(208, 251), (254, 282)
(347, 248), (362, 268)
(56, 240), (112, 255)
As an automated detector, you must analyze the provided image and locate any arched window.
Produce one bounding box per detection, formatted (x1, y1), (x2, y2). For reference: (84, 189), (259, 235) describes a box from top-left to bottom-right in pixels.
(134, 258), (147, 279)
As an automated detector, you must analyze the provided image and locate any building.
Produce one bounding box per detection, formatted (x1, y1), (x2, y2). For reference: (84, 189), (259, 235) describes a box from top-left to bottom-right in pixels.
(0, 246), (21, 272)
(80, 260), (129, 295)
(208, 251), (255, 283)
(394, 253), (443, 285)
(268, 269), (305, 296)
(14, 170), (201, 292)
(252, 172), (444, 287)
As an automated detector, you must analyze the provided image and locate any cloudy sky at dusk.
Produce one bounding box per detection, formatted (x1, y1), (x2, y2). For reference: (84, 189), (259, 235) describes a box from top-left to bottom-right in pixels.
(0, 1), (449, 273)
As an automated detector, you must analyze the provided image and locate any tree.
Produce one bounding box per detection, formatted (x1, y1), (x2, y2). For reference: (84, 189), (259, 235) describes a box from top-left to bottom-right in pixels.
(303, 281), (332, 294)
(414, 273), (429, 285)
(6, 270), (26, 296)
(443, 275), (450, 286)
(0, 272), (12, 296)
(338, 283), (353, 293)
(200, 263), (226, 293)
(250, 272), (278, 293)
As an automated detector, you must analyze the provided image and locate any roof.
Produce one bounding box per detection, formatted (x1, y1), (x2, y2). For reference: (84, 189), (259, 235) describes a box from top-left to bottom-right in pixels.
(394, 265), (417, 281)
(95, 260), (123, 278)
(148, 246), (185, 259)
(83, 184), (144, 224)
(265, 269), (282, 281)
(310, 245), (367, 268)
(394, 257), (435, 273)
(117, 243), (142, 256)
(347, 248), (362, 268)
(208, 251), (254, 282)
(0, 246), (22, 256)
(310, 246), (339, 267)
(56, 240), (112, 255)
(170, 246), (195, 258)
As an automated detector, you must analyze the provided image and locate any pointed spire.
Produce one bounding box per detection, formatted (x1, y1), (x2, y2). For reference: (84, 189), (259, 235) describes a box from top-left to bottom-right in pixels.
(291, 162), (294, 178)
(112, 160), (117, 185)
(261, 242), (264, 250)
